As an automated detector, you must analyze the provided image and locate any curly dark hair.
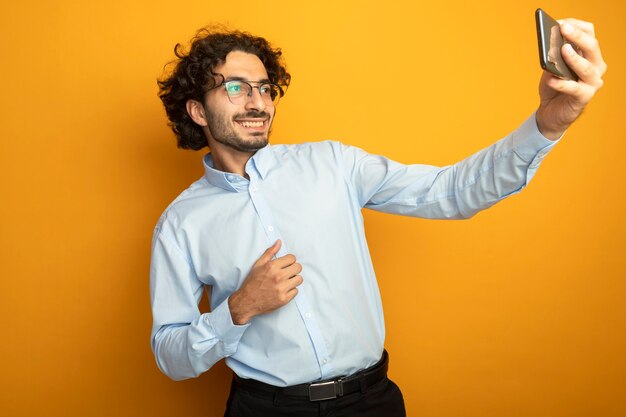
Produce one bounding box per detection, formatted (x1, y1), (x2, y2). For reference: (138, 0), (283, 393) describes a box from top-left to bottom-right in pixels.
(157, 27), (291, 150)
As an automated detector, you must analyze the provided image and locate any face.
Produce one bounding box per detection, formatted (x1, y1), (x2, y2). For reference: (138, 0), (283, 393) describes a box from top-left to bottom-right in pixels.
(200, 51), (275, 153)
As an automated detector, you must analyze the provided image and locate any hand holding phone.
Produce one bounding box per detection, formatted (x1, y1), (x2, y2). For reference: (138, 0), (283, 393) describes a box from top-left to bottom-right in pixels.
(532, 11), (606, 140)
(535, 8), (578, 81)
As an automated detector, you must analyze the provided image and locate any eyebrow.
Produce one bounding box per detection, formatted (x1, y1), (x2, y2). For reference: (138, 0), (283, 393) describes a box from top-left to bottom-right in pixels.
(224, 75), (271, 84)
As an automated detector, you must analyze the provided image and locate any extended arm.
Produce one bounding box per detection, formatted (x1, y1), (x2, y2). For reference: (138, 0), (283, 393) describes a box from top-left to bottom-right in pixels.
(341, 113), (556, 219)
(341, 18), (605, 219)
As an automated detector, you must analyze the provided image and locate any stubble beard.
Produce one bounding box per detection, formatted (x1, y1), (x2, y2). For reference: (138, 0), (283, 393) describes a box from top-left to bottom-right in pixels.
(205, 108), (272, 153)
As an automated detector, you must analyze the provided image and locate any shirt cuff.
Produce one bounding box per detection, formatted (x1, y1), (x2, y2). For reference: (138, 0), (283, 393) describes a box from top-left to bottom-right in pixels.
(204, 296), (250, 356)
(510, 112), (561, 168)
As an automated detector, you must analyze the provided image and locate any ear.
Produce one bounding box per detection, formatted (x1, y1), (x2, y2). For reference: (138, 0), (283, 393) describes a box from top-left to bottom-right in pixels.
(186, 99), (208, 127)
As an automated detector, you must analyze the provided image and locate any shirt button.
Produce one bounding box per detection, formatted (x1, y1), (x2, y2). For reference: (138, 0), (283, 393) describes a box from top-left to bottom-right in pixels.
(322, 358), (328, 364)
(251, 185), (258, 192)
(305, 312), (311, 319)
(268, 226), (274, 232)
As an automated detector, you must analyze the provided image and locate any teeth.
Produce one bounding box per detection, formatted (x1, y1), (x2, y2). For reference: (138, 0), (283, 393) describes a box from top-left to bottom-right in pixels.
(239, 121), (264, 128)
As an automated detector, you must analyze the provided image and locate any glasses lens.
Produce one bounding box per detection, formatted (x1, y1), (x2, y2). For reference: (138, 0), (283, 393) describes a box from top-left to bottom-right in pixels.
(224, 81), (249, 103)
(257, 84), (282, 106)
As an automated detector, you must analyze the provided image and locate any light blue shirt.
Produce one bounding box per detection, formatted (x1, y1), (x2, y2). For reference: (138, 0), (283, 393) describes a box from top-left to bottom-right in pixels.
(150, 113), (557, 385)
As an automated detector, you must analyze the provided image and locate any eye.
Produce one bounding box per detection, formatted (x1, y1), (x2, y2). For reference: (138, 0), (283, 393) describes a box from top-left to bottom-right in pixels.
(226, 82), (244, 95)
(263, 84), (281, 99)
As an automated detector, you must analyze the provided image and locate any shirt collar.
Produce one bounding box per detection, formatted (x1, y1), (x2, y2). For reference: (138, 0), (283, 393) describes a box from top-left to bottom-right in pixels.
(203, 144), (278, 192)
(250, 143), (277, 179)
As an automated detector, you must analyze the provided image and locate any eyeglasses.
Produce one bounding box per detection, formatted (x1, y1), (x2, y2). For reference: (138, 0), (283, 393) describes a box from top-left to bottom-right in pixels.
(211, 79), (285, 107)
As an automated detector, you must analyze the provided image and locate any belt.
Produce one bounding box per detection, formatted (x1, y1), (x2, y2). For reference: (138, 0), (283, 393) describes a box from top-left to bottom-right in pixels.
(233, 350), (389, 402)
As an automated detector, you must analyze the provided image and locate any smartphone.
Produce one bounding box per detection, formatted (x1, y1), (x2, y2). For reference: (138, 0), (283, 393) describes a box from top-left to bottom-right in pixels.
(535, 8), (578, 81)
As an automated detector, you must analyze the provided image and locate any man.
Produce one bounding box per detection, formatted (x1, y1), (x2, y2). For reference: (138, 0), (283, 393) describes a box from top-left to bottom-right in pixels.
(151, 22), (605, 416)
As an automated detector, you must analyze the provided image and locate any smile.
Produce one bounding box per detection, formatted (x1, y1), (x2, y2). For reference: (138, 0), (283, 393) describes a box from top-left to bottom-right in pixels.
(236, 120), (265, 128)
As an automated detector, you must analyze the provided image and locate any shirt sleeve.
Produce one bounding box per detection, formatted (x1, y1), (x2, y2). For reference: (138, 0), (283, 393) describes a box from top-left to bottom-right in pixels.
(150, 229), (250, 381)
(339, 113), (559, 219)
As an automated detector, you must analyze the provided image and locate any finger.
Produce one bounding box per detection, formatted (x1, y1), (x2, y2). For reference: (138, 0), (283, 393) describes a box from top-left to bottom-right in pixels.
(275, 279), (301, 306)
(560, 22), (606, 73)
(272, 253), (297, 269)
(284, 286), (299, 302)
(561, 43), (604, 87)
(545, 73), (597, 103)
(257, 239), (282, 264)
(291, 274), (304, 287)
(558, 18), (595, 37)
(279, 262), (303, 279)
(281, 275), (304, 291)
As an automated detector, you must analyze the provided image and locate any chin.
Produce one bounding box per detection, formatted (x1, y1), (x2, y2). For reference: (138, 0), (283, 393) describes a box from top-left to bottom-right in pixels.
(232, 138), (268, 153)
(246, 134), (269, 147)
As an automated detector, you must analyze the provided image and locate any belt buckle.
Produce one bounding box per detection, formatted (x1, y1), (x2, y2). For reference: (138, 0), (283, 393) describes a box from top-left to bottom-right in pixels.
(308, 378), (344, 402)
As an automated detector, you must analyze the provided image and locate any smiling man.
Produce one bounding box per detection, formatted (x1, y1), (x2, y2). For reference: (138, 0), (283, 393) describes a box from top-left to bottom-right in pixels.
(151, 25), (605, 417)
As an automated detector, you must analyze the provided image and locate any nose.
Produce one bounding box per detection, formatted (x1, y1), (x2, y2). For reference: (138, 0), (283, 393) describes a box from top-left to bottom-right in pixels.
(245, 86), (267, 112)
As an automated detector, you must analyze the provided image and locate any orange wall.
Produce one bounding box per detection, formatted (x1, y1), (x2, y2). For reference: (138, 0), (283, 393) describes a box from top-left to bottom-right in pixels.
(1, 0), (625, 416)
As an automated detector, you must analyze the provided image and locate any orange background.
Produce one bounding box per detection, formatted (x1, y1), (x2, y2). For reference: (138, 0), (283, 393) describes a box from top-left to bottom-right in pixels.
(1, 0), (624, 416)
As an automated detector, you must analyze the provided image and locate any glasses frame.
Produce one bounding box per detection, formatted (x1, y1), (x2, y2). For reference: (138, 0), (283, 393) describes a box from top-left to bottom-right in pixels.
(207, 74), (286, 107)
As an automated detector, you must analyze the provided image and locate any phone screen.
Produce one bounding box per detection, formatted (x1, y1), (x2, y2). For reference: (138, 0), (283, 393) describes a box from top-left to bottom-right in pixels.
(535, 8), (578, 81)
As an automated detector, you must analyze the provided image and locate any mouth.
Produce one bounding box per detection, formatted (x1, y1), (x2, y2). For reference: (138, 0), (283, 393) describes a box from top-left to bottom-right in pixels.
(234, 118), (269, 131)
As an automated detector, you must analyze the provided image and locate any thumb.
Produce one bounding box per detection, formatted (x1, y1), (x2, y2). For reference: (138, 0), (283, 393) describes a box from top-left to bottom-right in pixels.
(258, 239), (281, 264)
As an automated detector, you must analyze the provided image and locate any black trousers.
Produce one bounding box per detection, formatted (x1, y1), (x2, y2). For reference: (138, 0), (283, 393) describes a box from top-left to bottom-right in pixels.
(223, 376), (406, 417)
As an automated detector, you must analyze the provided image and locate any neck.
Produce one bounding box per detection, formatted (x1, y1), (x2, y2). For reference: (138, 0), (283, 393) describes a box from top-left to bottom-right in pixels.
(207, 139), (256, 179)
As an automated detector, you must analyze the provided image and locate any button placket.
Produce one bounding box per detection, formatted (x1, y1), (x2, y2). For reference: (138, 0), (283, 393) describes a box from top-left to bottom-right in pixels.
(246, 171), (334, 378)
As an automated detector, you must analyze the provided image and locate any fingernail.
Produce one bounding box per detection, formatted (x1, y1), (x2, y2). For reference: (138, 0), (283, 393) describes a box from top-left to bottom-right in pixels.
(562, 23), (574, 34)
(564, 43), (575, 55)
